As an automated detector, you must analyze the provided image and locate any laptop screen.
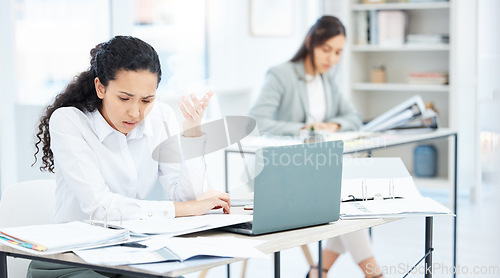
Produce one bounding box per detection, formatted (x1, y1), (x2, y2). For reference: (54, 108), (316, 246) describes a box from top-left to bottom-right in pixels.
(251, 140), (344, 235)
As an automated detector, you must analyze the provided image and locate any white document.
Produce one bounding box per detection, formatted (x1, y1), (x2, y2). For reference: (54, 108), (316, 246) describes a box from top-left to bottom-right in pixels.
(0, 221), (129, 255)
(103, 218), (209, 235)
(340, 157), (453, 219)
(159, 236), (267, 261)
(100, 213), (253, 236)
(340, 197), (453, 219)
(131, 257), (228, 275)
(75, 235), (267, 266)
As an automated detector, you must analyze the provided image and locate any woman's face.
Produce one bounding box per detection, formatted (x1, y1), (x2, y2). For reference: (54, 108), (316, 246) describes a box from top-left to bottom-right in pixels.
(313, 34), (346, 74)
(95, 70), (158, 135)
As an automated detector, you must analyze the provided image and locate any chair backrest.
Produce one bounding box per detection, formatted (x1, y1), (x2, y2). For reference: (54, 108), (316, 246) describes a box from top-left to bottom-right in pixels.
(0, 179), (56, 227)
(0, 179), (56, 277)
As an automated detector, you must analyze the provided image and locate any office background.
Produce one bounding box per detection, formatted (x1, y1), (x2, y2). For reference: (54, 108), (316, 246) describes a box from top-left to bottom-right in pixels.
(1, 0), (499, 200)
(0, 0), (500, 277)
(0, 0), (499, 276)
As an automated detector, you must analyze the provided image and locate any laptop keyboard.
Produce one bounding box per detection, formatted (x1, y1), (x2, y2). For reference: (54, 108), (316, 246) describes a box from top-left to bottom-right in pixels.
(229, 221), (253, 229)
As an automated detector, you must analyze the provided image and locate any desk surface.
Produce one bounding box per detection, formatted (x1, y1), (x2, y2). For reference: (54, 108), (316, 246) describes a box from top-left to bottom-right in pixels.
(0, 214), (398, 278)
(226, 128), (456, 154)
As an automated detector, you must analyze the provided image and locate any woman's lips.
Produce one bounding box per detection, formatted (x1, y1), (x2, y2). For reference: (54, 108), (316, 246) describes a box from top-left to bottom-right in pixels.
(123, 121), (138, 128)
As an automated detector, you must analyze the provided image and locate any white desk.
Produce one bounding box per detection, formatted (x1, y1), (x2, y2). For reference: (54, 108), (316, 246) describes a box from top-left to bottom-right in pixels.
(0, 216), (402, 278)
(224, 128), (458, 277)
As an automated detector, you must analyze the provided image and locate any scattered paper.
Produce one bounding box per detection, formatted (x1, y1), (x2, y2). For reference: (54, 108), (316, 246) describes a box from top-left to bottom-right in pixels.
(75, 235), (267, 266)
(340, 197), (453, 219)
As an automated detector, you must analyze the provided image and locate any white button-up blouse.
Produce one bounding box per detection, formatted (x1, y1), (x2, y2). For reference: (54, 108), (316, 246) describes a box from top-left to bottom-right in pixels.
(49, 101), (207, 223)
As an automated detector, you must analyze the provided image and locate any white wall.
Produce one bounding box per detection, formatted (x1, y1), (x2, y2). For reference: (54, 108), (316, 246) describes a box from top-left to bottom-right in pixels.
(0, 0), (18, 192)
(452, 0), (480, 198)
(206, 0), (321, 115)
(202, 0), (322, 191)
(478, 0), (500, 133)
(477, 0), (500, 188)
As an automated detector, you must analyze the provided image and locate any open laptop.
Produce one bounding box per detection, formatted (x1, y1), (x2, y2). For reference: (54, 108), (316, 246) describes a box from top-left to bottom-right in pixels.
(223, 140), (344, 236)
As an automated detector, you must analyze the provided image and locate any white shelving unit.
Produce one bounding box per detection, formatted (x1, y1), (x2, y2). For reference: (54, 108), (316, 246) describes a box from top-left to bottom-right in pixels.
(352, 82), (449, 92)
(352, 44), (450, 51)
(345, 0), (454, 179)
(352, 1), (449, 11)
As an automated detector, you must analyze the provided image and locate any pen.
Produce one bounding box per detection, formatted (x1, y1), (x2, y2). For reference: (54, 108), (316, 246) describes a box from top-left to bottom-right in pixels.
(119, 242), (147, 248)
(342, 196), (403, 202)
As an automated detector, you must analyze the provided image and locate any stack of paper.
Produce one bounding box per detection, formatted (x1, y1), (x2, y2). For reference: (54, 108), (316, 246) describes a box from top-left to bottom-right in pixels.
(340, 197), (453, 219)
(93, 213), (253, 237)
(75, 236), (267, 266)
(0, 221), (129, 255)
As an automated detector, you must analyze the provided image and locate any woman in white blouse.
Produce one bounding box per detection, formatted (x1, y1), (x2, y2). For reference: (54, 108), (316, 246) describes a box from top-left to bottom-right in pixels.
(249, 17), (383, 278)
(29, 36), (229, 277)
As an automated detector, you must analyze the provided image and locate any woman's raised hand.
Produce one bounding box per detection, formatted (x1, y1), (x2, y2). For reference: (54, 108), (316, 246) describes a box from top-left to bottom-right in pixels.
(178, 91), (214, 137)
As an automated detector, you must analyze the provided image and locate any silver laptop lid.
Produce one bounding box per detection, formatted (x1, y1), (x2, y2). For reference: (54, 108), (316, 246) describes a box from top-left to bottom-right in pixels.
(251, 140), (344, 235)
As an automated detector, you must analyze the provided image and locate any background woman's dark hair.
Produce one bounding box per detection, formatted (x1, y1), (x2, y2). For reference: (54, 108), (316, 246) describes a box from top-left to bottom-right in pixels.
(33, 35), (162, 173)
(291, 15), (346, 69)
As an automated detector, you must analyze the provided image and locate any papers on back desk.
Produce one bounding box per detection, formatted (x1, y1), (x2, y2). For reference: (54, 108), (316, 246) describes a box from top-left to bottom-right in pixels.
(340, 197), (453, 219)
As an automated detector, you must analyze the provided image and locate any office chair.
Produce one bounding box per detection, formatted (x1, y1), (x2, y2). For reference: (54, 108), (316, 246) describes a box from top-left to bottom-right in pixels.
(0, 179), (56, 277)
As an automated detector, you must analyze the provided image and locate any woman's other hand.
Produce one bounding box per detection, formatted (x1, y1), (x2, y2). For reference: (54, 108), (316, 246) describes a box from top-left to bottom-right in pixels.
(174, 190), (231, 217)
(178, 91), (214, 137)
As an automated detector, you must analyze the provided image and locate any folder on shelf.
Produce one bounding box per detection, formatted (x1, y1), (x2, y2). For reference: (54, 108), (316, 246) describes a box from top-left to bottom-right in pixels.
(0, 221), (130, 255)
(362, 95), (433, 132)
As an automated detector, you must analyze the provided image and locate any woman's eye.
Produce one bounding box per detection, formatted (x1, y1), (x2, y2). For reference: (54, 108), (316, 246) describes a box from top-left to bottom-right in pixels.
(142, 100), (151, 103)
(119, 97), (129, 101)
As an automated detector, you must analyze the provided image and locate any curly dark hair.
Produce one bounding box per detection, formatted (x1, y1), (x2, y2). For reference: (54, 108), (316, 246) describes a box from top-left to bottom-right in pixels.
(33, 36), (162, 173)
(291, 15), (346, 71)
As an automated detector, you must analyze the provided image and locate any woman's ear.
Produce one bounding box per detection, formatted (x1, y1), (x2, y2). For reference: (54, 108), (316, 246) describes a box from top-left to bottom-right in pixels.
(95, 77), (105, 99)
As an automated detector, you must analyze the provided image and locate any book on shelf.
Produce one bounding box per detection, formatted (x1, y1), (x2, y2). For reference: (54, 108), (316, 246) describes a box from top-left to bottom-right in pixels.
(377, 10), (407, 46)
(356, 10), (369, 45)
(355, 10), (408, 46)
(369, 10), (378, 45)
(408, 72), (449, 85)
(407, 0), (448, 2)
(0, 221), (130, 255)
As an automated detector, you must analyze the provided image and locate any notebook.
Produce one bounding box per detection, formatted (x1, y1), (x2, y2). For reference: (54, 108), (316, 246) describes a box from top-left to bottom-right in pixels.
(0, 221), (129, 255)
(223, 140), (344, 235)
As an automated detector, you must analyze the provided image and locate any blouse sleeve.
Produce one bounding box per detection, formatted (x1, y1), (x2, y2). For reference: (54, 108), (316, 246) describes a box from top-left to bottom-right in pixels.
(249, 70), (305, 136)
(325, 82), (363, 131)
